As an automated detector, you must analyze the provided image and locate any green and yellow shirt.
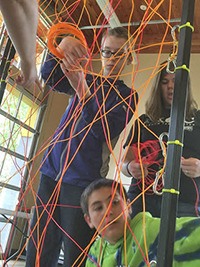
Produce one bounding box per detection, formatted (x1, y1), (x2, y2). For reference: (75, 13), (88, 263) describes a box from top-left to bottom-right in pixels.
(86, 212), (200, 267)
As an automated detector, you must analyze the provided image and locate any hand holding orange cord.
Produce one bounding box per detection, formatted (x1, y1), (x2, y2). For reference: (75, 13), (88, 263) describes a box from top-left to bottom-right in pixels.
(47, 23), (90, 100)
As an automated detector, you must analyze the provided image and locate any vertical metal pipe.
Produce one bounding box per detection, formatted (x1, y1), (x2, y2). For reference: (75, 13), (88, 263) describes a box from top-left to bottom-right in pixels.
(157, 0), (195, 266)
(0, 37), (16, 105)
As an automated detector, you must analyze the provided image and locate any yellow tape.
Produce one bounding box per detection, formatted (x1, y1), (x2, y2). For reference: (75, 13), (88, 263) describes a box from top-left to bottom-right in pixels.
(167, 140), (183, 147)
(175, 64), (190, 73)
(162, 188), (180, 195)
(179, 22), (194, 32)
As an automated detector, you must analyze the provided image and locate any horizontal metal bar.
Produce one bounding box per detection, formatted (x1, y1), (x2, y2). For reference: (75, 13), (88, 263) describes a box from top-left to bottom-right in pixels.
(0, 145), (29, 161)
(0, 181), (20, 191)
(0, 208), (32, 219)
(0, 108), (36, 134)
(80, 18), (181, 30)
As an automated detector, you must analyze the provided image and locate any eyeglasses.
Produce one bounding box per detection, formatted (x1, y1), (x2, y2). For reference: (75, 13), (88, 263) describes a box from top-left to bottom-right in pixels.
(101, 49), (126, 58)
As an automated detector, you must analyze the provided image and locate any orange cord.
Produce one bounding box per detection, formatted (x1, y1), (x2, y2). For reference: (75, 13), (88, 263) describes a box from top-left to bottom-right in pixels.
(47, 22), (87, 59)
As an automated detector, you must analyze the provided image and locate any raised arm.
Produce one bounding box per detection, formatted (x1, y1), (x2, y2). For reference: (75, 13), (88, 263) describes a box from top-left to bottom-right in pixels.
(58, 36), (90, 99)
(41, 36), (89, 96)
(0, 0), (41, 88)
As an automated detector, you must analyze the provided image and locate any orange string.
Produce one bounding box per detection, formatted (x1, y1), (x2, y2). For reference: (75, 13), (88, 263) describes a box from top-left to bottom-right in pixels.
(47, 22), (87, 59)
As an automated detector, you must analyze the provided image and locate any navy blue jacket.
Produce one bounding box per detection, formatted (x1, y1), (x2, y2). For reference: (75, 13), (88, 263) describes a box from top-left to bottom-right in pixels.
(41, 53), (138, 188)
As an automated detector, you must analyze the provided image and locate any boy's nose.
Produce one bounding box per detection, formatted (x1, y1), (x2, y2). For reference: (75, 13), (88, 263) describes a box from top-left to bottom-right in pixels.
(105, 206), (113, 217)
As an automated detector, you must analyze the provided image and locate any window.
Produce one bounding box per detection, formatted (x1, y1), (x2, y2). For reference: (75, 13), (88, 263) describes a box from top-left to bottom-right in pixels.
(0, 15), (49, 255)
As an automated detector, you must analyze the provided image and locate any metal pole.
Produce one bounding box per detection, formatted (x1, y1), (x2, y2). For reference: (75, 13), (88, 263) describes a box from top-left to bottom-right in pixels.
(0, 37), (16, 105)
(157, 0), (195, 266)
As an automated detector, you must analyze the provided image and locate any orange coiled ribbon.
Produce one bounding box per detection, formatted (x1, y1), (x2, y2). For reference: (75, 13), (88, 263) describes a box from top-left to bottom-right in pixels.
(47, 22), (87, 59)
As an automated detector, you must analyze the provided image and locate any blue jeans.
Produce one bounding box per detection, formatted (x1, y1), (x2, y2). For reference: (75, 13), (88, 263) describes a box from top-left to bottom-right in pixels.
(26, 174), (94, 267)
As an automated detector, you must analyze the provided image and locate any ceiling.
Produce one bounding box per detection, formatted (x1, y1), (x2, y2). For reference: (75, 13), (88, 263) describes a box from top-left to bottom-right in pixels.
(39, 0), (200, 55)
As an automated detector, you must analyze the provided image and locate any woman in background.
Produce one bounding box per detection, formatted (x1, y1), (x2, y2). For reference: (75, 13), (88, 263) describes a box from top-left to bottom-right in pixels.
(122, 62), (200, 218)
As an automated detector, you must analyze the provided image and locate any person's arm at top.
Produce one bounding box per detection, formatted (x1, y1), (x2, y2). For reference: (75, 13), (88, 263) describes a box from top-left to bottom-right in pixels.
(0, 0), (41, 89)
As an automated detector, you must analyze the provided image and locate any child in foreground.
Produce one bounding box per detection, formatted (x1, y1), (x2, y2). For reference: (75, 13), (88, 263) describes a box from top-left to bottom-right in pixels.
(81, 178), (200, 267)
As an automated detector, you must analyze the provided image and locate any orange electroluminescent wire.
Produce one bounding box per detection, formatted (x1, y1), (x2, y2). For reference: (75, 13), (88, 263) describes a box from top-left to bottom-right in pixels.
(47, 22), (87, 59)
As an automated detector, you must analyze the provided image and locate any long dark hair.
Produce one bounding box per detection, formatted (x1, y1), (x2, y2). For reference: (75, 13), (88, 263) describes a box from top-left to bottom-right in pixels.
(146, 62), (198, 122)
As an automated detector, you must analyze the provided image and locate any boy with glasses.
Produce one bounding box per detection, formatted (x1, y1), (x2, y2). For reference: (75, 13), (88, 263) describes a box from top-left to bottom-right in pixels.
(26, 27), (138, 267)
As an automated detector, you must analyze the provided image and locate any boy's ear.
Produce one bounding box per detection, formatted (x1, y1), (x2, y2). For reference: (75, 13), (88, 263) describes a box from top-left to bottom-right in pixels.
(84, 214), (95, 229)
